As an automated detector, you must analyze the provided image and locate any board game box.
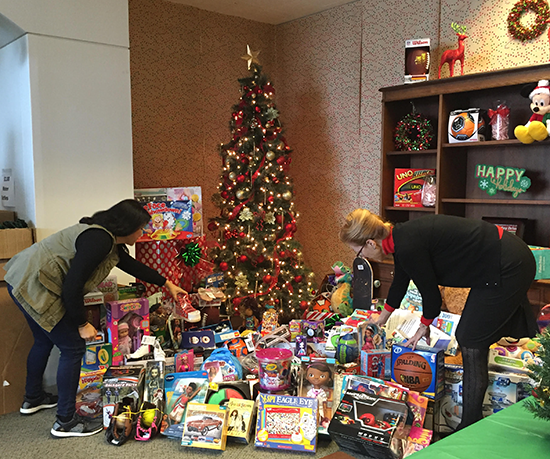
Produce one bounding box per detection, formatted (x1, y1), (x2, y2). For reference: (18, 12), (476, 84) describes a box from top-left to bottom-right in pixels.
(182, 402), (229, 450)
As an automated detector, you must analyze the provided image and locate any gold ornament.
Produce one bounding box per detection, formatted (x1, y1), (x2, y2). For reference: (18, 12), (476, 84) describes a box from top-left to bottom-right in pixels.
(229, 172), (237, 181)
(282, 190), (293, 200)
(265, 212), (276, 225)
(267, 233), (277, 241)
(236, 188), (250, 200)
(239, 207), (254, 221)
(266, 151), (276, 161)
(235, 272), (249, 290)
(241, 45), (261, 70)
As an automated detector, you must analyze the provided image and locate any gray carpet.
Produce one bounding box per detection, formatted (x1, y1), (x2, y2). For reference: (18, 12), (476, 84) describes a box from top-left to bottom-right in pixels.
(0, 408), (344, 459)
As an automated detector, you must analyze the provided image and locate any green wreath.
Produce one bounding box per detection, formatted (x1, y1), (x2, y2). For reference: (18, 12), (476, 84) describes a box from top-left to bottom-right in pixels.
(507, 0), (550, 42)
(394, 113), (434, 151)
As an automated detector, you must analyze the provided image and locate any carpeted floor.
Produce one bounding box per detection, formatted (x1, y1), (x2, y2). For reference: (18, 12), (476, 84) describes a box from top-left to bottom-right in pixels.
(0, 407), (345, 459)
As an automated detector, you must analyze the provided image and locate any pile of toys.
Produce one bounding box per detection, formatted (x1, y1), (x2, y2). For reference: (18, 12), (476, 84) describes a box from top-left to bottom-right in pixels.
(78, 267), (540, 457)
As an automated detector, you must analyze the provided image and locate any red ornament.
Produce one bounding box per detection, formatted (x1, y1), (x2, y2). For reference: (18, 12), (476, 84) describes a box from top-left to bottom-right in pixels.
(275, 215), (284, 224)
(272, 176), (279, 184)
(285, 223), (294, 233)
(262, 274), (272, 284)
(239, 231), (246, 238)
(240, 156), (249, 165)
(300, 300), (309, 311)
(220, 262), (229, 271)
(255, 106), (261, 113)
(238, 255), (248, 263)
(294, 275), (303, 283)
(221, 191), (229, 200)
(267, 196), (274, 203)
(279, 251), (286, 258)
(207, 221), (219, 232)
(237, 175), (246, 183)
(233, 297), (242, 307)
(257, 255), (265, 264)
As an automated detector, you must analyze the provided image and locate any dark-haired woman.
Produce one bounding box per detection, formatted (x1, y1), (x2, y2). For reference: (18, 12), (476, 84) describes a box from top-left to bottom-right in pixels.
(4, 199), (187, 438)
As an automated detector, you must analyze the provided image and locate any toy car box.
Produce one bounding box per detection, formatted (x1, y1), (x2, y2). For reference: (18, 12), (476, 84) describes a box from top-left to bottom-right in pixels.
(328, 389), (413, 459)
(391, 344), (445, 400)
(102, 365), (145, 428)
(482, 370), (533, 417)
(255, 393), (318, 453)
(105, 298), (150, 365)
(182, 402), (229, 450)
(393, 168), (436, 208)
(434, 364), (463, 433)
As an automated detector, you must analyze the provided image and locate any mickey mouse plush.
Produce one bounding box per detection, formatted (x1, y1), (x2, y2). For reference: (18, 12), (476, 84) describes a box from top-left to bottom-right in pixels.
(514, 79), (550, 144)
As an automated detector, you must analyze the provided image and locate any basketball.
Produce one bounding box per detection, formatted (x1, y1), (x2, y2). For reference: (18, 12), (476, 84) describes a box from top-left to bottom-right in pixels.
(392, 352), (433, 392)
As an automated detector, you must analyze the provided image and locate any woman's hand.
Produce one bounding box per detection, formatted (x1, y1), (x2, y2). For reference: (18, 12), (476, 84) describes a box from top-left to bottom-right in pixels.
(78, 322), (98, 341)
(404, 323), (430, 351)
(375, 308), (392, 328)
(164, 280), (187, 302)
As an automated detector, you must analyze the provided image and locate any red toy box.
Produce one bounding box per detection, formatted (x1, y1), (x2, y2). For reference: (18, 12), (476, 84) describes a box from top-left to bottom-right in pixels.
(394, 168), (436, 208)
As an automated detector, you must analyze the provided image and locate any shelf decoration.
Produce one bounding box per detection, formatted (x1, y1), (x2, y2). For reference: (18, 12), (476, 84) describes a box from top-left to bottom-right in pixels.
(507, 0), (550, 42)
(394, 112), (434, 151)
(488, 102), (510, 141)
(438, 22), (468, 78)
(475, 163), (531, 198)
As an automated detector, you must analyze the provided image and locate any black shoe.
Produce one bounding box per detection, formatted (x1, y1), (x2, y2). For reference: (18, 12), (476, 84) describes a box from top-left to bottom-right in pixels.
(20, 392), (58, 415)
(51, 413), (103, 438)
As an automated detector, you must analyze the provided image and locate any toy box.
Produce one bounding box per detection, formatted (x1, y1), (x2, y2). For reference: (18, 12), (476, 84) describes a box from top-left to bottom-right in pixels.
(404, 38), (430, 84)
(434, 364), (463, 433)
(255, 393), (318, 453)
(175, 349), (194, 372)
(162, 371), (209, 438)
(448, 108), (489, 143)
(95, 274), (118, 302)
(200, 320), (237, 344)
(391, 345), (445, 400)
(143, 361), (165, 407)
(394, 168), (436, 208)
(105, 298), (150, 365)
(482, 370), (533, 417)
(166, 186), (203, 237)
(180, 330), (216, 350)
(299, 357), (336, 436)
(529, 246), (550, 280)
(488, 348), (530, 374)
(204, 381), (253, 405)
(302, 320), (324, 343)
(361, 350), (392, 380)
(81, 342), (112, 373)
(358, 321), (385, 351)
(136, 199), (194, 242)
(226, 398), (256, 443)
(102, 365), (145, 428)
(76, 369), (105, 419)
(328, 389), (413, 459)
(182, 402), (229, 450)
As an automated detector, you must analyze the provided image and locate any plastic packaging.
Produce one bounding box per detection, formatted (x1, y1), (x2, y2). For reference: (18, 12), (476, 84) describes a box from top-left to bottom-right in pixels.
(256, 347), (293, 392)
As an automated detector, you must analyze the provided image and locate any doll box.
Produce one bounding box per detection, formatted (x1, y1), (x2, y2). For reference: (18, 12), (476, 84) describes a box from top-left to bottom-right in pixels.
(391, 345), (445, 400)
(255, 393), (318, 453)
(361, 350), (391, 380)
(102, 365), (145, 428)
(394, 168), (436, 208)
(226, 398), (256, 443)
(328, 389), (413, 459)
(182, 402), (229, 450)
(105, 298), (150, 365)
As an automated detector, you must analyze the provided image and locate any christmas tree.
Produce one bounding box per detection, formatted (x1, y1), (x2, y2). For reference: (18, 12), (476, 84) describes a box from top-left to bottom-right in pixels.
(526, 327), (550, 420)
(208, 46), (315, 321)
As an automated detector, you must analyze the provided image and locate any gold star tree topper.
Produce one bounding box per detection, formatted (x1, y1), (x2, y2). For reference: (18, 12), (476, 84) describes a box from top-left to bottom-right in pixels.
(241, 45), (261, 69)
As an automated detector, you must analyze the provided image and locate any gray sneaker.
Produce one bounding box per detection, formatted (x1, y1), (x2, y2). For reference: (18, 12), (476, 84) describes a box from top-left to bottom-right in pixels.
(51, 413), (103, 438)
(20, 392), (58, 415)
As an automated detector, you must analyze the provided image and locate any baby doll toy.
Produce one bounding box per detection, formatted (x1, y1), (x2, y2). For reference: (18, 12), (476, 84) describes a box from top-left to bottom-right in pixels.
(239, 296), (261, 331)
(117, 322), (132, 356)
(514, 80), (550, 144)
(304, 362), (333, 427)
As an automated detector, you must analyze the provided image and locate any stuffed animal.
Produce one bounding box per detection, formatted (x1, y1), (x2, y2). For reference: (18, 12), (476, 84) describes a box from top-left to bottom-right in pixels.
(330, 262), (353, 317)
(514, 79), (550, 144)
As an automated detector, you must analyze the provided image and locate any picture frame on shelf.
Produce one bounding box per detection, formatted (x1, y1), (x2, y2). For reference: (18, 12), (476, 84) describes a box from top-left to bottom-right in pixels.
(481, 217), (528, 239)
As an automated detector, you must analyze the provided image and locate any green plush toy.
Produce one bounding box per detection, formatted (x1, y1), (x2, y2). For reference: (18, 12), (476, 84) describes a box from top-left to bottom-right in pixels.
(330, 261), (353, 317)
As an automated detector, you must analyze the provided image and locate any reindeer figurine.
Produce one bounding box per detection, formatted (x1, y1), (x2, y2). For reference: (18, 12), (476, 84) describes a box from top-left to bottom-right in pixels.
(438, 23), (467, 78)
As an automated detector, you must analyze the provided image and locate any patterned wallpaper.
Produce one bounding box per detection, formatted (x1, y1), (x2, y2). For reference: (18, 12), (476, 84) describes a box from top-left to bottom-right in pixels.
(130, 0), (550, 286)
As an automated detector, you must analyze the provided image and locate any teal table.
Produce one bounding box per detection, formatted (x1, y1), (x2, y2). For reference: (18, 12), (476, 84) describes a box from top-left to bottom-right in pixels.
(413, 398), (550, 458)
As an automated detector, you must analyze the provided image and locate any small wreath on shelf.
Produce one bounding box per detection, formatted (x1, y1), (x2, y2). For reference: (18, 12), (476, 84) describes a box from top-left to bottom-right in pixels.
(507, 0), (550, 42)
(394, 113), (434, 151)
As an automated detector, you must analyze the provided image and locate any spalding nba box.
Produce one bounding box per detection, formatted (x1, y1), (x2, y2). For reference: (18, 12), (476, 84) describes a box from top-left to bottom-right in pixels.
(448, 108), (489, 143)
(328, 389), (413, 459)
(391, 345), (445, 400)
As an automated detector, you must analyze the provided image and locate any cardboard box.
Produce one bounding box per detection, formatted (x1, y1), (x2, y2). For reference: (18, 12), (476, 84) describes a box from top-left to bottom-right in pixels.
(0, 211), (15, 222)
(0, 285), (33, 415)
(404, 38), (430, 84)
(482, 370), (533, 417)
(102, 365), (145, 428)
(529, 246), (550, 280)
(226, 399), (256, 444)
(393, 169), (436, 208)
(76, 369), (105, 419)
(81, 342), (112, 373)
(448, 108), (488, 143)
(434, 364), (463, 433)
(361, 350), (392, 380)
(391, 345), (445, 400)
(182, 402), (229, 450)
(328, 389), (412, 459)
(0, 228), (34, 259)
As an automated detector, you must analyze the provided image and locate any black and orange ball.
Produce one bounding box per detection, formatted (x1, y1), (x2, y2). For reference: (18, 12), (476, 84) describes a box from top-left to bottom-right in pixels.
(392, 352), (433, 392)
(450, 111), (485, 141)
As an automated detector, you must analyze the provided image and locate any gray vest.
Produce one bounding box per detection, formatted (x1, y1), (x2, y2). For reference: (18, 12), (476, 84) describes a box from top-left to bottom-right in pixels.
(5, 224), (119, 331)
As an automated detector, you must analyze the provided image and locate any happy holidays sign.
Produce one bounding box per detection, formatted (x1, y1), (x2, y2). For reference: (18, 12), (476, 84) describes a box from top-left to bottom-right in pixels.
(475, 164), (531, 198)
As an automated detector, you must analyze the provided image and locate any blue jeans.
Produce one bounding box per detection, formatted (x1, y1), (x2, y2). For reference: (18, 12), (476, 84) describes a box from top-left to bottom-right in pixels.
(8, 285), (85, 419)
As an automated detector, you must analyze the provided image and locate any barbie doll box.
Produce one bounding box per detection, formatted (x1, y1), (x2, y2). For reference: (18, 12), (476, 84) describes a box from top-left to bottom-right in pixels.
(105, 298), (150, 365)
(255, 393), (319, 452)
(328, 389), (413, 459)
